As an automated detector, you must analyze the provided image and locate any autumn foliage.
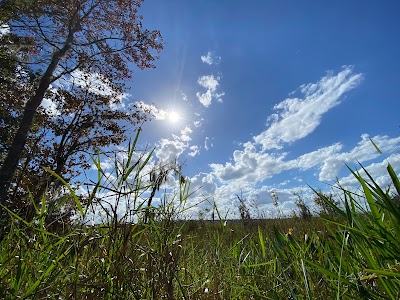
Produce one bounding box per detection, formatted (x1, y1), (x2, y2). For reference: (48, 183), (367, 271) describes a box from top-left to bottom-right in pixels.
(0, 0), (163, 224)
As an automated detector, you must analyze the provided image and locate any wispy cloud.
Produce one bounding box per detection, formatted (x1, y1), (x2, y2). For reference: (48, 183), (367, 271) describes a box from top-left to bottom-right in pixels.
(201, 51), (221, 65)
(187, 66), (374, 216)
(180, 90), (188, 101)
(188, 145), (200, 157)
(135, 101), (168, 120)
(193, 119), (203, 128)
(253, 66), (363, 150)
(196, 75), (225, 107)
(57, 69), (128, 109)
(204, 137), (213, 150)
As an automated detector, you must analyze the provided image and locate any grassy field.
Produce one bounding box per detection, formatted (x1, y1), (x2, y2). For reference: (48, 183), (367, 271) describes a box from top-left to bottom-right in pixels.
(1, 143), (400, 299)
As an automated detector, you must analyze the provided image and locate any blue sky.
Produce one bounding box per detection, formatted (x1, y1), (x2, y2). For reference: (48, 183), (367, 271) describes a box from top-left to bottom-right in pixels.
(102, 0), (400, 217)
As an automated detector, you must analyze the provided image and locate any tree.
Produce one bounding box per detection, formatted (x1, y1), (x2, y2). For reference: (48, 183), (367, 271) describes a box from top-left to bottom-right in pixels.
(1, 54), (152, 221)
(34, 87), (148, 196)
(0, 0), (163, 207)
(0, 29), (40, 206)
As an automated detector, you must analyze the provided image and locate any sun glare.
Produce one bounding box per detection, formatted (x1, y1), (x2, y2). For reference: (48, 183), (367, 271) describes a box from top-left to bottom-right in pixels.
(168, 111), (180, 123)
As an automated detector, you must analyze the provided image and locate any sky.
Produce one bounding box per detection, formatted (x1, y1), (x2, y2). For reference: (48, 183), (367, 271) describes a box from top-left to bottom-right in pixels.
(94, 0), (400, 219)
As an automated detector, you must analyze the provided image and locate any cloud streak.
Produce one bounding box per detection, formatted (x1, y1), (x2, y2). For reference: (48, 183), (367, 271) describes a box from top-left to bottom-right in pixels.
(253, 66), (363, 150)
(186, 66), (400, 217)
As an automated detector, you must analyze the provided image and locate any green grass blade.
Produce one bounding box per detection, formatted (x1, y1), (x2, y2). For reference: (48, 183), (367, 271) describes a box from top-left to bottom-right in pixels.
(369, 137), (383, 154)
(258, 226), (266, 258)
(364, 268), (400, 278)
(23, 244), (73, 298)
(387, 163), (400, 196)
(42, 166), (83, 217)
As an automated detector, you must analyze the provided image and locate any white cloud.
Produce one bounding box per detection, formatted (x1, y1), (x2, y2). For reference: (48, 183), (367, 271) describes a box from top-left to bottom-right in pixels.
(194, 119), (203, 128)
(197, 90), (212, 107)
(210, 140), (291, 183)
(253, 66), (363, 150)
(190, 173), (217, 196)
(99, 161), (113, 170)
(188, 145), (200, 157)
(155, 126), (194, 163)
(40, 97), (60, 117)
(155, 138), (187, 164)
(135, 101), (168, 120)
(196, 75), (224, 107)
(69, 70), (127, 102)
(295, 143), (343, 171)
(205, 132), (400, 219)
(55, 69), (128, 109)
(201, 51), (221, 65)
(0, 23), (10, 37)
(337, 153), (400, 189)
(319, 134), (400, 181)
(204, 137), (213, 150)
(180, 126), (193, 142)
(210, 132), (400, 192)
(40, 85), (62, 117)
(198, 74), (219, 90)
(180, 90), (188, 101)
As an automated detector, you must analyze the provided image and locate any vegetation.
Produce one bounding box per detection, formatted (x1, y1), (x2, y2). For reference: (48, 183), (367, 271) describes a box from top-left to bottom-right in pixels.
(0, 0), (163, 211)
(1, 1), (400, 299)
(0, 129), (399, 298)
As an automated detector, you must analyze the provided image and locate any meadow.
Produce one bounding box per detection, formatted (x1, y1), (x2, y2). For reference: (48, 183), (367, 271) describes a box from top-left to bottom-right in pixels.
(1, 140), (400, 299)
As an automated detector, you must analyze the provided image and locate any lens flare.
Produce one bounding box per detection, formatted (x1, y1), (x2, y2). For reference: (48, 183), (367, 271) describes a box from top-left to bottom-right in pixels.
(168, 111), (180, 123)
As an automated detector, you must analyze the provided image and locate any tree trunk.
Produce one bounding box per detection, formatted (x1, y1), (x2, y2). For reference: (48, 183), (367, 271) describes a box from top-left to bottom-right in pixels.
(0, 37), (73, 209)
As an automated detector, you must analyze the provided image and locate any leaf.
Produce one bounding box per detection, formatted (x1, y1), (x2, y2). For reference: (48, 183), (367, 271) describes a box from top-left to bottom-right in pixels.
(369, 137), (382, 154)
(387, 163), (400, 196)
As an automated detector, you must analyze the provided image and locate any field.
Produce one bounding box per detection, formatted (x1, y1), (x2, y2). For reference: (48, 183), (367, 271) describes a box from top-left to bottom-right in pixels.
(1, 138), (400, 299)
(1, 159), (400, 299)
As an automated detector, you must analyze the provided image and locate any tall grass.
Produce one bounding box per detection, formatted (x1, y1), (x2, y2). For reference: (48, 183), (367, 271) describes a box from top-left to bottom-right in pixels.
(1, 133), (399, 299)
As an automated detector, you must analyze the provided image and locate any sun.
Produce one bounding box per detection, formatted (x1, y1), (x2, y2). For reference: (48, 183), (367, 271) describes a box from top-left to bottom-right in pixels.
(168, 111), (181, 123)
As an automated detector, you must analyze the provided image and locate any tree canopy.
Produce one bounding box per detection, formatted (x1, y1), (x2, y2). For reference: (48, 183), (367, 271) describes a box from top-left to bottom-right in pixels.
(0, 0), (163, 223)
